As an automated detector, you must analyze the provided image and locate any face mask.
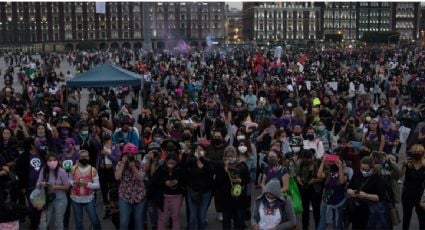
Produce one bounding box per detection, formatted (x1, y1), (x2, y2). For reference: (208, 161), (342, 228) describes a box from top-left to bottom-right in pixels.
(292, 146), (301, 153)
(63, 145), (71, 153)
(122, 127), (129, 132)
(412, 154), (423, 161)
(80, 130), (89, 136)
(52, 111), (57, 117)
(225, 157), (237, 164)
(198, 150), (205, 157)
(236, 135), (246, 141)
(283, 115), (291, 120)
(47, 160), (58, 170)
(79, 158), (90, 166)
(212, 138), (222, 145)
(361, 170), (372, 177)
(266, 196), (277, 203)
(37, 131), (45, 137)
(236, 102), (242, 107)
(238, 146), (248, 153)
(154, 137), (162, 143)
(144, 132), (151, 138)
(60, 128), (70, 136)
(268, 158), (278, 166)
(306, 134), (315, 141)
(318, 126), (325, 131)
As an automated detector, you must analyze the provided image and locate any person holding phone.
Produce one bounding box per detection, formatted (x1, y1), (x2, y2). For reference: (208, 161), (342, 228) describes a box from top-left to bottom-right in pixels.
(317, 156), (347, 230)
(37, 153), (70, 230)
(401, 144), (425, 229)
(347, 157), (375, 230)
(115, 143), (146, 230)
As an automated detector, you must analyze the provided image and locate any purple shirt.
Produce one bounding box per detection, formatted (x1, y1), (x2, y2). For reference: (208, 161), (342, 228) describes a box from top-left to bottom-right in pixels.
(37, 167), (70, 199)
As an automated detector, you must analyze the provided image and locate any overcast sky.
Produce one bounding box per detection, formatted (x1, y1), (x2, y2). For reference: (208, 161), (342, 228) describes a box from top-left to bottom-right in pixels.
(226, 2), (242, 10)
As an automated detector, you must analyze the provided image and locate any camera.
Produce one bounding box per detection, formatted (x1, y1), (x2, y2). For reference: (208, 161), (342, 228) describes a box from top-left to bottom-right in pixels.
(127, 155), (135, 162)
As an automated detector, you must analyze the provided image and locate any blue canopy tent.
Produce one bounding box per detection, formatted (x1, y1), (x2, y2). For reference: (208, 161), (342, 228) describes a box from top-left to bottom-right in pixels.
(66, 63), (142, 88)
(65, 63), (142, 111)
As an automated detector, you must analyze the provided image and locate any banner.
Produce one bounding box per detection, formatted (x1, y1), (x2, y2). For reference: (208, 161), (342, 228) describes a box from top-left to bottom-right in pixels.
(95, 2), (106, 14)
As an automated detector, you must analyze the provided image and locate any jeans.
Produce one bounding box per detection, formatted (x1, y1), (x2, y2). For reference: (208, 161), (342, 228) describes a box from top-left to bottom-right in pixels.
(318, 201), (344, 230)
(119, 198), (146, 230)
(157, 194), (183, 230)
(71, 199), (102, 230)
(187, 190), (211, 230)
(367, 201), (390, 230)
(143, 199), (158, 228)
(39, 195), (68, 230)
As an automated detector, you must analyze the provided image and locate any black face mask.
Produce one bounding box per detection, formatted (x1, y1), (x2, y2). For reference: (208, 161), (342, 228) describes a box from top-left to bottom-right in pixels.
(212, 138), (222, 145)
(144, 132), (151, 138)
(306, 134), (315, 141)
(79, 158), (89, 166)
(412, 154), (423, 161)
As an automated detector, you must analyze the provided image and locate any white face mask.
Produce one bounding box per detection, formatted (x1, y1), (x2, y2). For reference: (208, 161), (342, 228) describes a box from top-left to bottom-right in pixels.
(236, 135), (246, 141)
(292, 146), (301, 153)
(238, 146), (248, 153)
(266, 196), (277, 203)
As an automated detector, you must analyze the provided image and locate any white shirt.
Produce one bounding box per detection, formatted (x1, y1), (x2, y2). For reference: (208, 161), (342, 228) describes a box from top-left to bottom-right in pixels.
(303, 139), (324, 159)
(258, 202), (281, 230)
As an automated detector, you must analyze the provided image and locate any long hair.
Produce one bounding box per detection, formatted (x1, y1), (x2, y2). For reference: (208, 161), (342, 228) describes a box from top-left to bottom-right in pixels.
(43, 152), (60, 180)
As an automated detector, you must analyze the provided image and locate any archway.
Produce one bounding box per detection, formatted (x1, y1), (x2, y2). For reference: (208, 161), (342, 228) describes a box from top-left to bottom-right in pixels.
(122, 42), (131, 49)
(133, 42), (142, 50)
(99, 43), (107, 50)
(110, 42), (119, 50)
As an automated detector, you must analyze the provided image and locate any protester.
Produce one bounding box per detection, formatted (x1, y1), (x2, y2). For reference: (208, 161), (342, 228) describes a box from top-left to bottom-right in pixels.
(115, 143), (146, 230)
(296, 149), (323, 230)
(69, 150), (101, 230)
(182, 143), (214, 230)
(37, 153), (70, 230)
(401, 144), (425, 229)
(152, 153), (185, 230)
(317, 157), (347, 230)
(251, 180), (296, 230)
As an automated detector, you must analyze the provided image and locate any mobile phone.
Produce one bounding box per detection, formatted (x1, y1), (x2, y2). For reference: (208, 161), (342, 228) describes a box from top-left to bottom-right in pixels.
(324, 154), (340, 163)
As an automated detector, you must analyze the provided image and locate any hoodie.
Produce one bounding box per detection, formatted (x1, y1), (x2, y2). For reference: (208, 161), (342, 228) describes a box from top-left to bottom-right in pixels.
(251, 179), (296, 230)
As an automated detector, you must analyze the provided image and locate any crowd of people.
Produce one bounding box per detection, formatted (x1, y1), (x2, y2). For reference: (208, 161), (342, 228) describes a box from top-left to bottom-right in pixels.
(0, 43), (425, 230)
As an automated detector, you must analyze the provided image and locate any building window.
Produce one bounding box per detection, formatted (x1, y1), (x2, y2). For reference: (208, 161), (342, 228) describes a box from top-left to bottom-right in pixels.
(134, 31), (141, 38)
(65, 32), (72, 40)
(112, 31), (118, 39)
(101, 31), (106, 38)
(89, 32), (94, 39)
